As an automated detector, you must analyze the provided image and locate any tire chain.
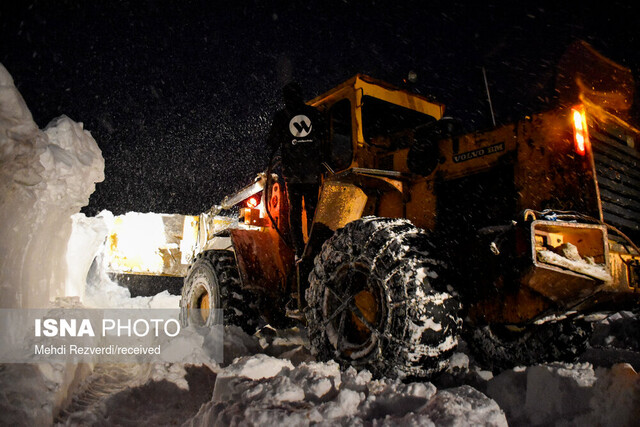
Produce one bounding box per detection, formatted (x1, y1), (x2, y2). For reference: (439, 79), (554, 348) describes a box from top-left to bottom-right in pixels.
(306, 217), (462, 379)
(182, 250), (261, 334)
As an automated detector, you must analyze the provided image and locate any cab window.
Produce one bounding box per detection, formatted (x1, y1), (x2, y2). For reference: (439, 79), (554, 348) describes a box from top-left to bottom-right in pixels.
(328, 99), (353, 171)
(361, 96), (436, 150)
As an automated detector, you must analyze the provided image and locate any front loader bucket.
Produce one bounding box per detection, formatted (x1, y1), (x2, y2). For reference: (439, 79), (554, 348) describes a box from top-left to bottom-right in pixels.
(523, 220), (611, 303)
(104, 212), (199, 277)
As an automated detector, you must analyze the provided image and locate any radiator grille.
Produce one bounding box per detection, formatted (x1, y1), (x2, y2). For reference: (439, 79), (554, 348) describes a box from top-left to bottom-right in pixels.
(590, 119), (640, 241)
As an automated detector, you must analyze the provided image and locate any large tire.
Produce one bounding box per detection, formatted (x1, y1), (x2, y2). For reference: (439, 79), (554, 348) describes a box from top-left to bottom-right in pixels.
(467, 319), (593, 371)
(180, 250), (261, 334)
(305, 216), (462, 379)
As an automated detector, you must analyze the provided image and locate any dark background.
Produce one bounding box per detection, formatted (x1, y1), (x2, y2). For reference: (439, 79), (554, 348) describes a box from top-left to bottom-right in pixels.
(2, 0), (639, 216)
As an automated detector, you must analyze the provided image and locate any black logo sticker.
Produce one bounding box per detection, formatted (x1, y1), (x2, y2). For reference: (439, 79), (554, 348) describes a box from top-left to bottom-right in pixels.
(289, 115), (312, 137)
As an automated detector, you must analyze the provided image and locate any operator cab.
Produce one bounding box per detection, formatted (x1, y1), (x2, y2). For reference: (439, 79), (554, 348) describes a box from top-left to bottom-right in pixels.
(308, 74), (445, 174)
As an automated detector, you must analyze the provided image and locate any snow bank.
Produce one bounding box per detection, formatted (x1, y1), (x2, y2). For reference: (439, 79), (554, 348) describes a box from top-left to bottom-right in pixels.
(185, 354), (508, 426)
(0, 63), (104, 424)
(0, 63), (103, 425)
(0, 63), (104, 309)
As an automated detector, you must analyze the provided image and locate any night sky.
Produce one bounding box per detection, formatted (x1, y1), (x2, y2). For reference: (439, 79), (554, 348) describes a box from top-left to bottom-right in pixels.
(2, 1), (639, 216)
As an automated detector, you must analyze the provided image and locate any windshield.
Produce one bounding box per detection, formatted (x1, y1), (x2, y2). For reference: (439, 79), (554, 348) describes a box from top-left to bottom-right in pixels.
(361, 95), (436, 149)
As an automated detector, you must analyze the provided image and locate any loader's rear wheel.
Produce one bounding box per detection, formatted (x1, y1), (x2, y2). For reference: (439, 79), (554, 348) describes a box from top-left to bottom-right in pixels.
(467, 319), (592, 371)
(180, 250), (260, 334)
(305, 216), (462, 379)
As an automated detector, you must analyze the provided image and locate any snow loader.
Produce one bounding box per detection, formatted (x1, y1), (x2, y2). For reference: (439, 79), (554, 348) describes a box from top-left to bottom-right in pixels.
(109, 42), (640, 378)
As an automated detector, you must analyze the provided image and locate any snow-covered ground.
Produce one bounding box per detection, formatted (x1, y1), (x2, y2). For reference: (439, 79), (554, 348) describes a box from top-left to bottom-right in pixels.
(55, 316), (640, 426)
(1, 63), (639, 426)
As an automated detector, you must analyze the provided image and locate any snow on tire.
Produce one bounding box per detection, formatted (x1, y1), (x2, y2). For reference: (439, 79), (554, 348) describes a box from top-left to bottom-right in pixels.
(305, 216), (462, 379)
(180, 250), (260, 334)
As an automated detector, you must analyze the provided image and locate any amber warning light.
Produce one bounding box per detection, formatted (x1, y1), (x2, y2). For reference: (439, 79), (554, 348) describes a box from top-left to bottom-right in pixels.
(572, 105), (589, 156)
(247, 196), (259, 208)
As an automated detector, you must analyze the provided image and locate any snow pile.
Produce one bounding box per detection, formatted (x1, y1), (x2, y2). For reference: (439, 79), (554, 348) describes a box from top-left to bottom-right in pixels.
(487, 362), (640, 426)
(39, 318), (640, 426)
(0, 64), (181, 426)
(0, 63), (104, 309)
(537, 242), (611, 282)
(185, 354), (508, 426)
(0, 63), (105, 425)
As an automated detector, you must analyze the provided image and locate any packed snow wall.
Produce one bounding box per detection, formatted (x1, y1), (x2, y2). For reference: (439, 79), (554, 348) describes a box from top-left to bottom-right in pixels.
(0, 63), (104, 308)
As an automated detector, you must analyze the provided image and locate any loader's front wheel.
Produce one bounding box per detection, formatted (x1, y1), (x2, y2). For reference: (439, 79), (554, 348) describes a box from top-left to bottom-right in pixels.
(180, 250), (260, 334)
(305, 217), (462, 379)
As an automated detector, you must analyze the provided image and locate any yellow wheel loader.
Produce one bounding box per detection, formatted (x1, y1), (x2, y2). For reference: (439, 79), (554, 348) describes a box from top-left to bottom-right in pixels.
(108, 41), (640, 378)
